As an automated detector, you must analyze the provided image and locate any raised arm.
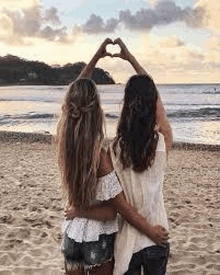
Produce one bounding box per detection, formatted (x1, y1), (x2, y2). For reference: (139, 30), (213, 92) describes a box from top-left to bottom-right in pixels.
(113, 38), (149, 76)
(114, 38), (173, 156)
(156, 95), (173, 156)
(77, 38), (113, 80)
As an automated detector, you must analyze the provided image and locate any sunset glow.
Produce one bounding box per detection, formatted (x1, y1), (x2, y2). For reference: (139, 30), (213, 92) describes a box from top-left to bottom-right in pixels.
(0, 0), (219, 84)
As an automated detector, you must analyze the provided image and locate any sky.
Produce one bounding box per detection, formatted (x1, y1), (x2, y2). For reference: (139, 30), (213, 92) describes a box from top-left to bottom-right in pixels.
(0, 0), (220, 83)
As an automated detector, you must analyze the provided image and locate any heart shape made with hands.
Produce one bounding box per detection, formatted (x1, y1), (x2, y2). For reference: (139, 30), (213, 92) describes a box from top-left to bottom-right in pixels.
(106, 43), (121, 56)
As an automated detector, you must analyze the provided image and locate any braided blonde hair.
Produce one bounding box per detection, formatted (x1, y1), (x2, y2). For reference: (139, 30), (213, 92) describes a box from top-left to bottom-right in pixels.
(56, 78), (104, 211)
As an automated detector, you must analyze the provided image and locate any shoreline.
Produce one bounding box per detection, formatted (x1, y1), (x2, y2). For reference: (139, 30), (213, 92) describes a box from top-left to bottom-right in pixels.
(1, 82), (220, 86)
(0, 130), (219, 151)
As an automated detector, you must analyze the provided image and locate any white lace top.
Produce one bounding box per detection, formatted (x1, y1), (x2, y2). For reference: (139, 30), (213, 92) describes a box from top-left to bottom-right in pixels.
(63, 171), (123, 243)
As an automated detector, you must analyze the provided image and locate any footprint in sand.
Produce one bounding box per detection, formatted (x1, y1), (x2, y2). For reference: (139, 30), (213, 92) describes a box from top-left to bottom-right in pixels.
(0, 254), (13, 266)
(0, 214), (14, 224)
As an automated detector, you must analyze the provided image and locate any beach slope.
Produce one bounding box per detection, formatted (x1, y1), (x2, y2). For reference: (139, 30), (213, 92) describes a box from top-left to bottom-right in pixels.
(0, 133), (219, 274)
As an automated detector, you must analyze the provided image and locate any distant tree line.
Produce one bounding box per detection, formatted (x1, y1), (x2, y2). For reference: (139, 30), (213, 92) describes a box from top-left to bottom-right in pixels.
(0, 55), (115, 85)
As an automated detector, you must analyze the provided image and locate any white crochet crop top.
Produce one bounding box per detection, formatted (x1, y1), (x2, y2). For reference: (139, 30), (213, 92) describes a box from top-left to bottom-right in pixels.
(63, 171), (122, 243)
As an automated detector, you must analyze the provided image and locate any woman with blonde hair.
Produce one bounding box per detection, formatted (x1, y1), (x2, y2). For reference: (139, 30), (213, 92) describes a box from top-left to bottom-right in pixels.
(57, 38), (169, 275)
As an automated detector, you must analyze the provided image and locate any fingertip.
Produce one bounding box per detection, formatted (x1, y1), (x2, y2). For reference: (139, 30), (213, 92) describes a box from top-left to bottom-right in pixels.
(114, 38), (119, 44)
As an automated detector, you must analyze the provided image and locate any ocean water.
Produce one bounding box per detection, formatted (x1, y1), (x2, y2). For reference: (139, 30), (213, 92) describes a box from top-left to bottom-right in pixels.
(0, 84), (219, 145)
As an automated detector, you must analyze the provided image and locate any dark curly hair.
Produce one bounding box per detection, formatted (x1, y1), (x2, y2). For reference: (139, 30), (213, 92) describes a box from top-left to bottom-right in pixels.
(115, 74), (159, 172)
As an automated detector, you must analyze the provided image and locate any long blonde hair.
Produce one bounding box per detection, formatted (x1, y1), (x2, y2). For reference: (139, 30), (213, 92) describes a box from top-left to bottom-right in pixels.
(56, 78), (104, 211)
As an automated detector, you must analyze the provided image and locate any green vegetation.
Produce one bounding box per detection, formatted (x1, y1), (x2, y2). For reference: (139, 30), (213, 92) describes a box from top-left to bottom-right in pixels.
(0, 55), (115, 85)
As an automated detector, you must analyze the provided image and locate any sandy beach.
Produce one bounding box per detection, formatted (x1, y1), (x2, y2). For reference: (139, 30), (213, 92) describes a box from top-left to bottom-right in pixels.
(0, 132), (219, 275)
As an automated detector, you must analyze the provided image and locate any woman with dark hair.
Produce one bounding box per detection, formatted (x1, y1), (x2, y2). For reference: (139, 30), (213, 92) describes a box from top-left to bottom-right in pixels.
(109, 38), (173, 275)
(57, 38), (169, 275)
(116, 74), (159, 172)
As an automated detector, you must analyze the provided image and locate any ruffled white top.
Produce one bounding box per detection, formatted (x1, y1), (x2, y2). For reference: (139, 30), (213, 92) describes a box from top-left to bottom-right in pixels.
(63, 171), (123, 243)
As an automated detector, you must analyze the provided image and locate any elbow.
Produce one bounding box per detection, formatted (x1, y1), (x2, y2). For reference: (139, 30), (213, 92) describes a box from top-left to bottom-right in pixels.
(159, 121), (173, 140)
(106, 211), (117, 221)
(168, 127), (174, 145)
(101, 209), (117, 221)
(166, 130), (173, 145)
(166, 130), (173, 151)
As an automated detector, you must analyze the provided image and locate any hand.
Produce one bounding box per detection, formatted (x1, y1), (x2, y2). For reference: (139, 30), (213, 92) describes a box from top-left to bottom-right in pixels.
(112, 38), (133, 61)
(65, 207), (79, 220)
(95, 38), (114, 59)
(149, 225), (170, 245)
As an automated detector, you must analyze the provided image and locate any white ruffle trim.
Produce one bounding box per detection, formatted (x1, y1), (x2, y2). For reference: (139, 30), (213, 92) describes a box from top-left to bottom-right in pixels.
(96, 171), (123, 201)
(63, 171), (122, 243)
(64, 217), (120, 243)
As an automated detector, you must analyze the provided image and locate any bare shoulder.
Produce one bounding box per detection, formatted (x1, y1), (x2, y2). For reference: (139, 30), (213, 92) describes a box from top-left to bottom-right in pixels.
(97, 148), (114, 177)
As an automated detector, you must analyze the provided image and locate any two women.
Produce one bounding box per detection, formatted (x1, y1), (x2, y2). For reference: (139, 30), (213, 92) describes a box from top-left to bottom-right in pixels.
(57, 38), (172, 275)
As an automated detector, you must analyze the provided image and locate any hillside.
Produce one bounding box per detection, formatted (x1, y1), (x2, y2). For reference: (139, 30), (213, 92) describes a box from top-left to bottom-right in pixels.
(0, 55), (115, 85)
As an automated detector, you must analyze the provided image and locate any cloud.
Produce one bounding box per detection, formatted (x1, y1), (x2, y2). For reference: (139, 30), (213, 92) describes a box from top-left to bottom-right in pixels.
(157, 35), (185, 48)
(0, 0), (39, 9)
(44, 6), (61, 25)
(0, 1), (210, 46)
(82, 1), (207, 34)
(204, 35), (220, 52)
(83, 14), (118, 33)
(0, 2), (77, 45)
(134, 34), (185, 63)
(96, 33), (209, 83)
(203, 35), (220, 67)
(0, 14), (13, 37)
(120, 1), (206, 30)
(188, 51), (204, 60)
(40, 26), (69, 42)
(195, 0), (220, 31)
(4, 5), (42, 38)
(125, 32), (211, 81)
(148, 0), (158, 7)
